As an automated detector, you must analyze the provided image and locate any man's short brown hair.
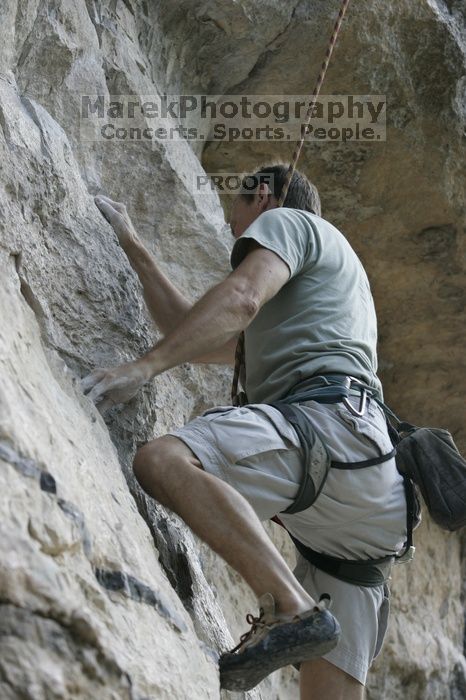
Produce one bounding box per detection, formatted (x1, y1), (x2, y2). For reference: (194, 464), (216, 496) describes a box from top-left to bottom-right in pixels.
(239, 163), (321, 216)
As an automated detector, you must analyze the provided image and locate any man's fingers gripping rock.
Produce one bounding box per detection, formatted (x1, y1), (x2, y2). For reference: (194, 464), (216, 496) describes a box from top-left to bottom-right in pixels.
(94, 197), (119, 225)
(95, 195), (126, 214)
(81, 370), (108, 395)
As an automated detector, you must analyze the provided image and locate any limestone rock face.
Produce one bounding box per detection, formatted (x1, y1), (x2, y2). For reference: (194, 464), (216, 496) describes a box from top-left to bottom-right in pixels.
(0, 1), (464, 699)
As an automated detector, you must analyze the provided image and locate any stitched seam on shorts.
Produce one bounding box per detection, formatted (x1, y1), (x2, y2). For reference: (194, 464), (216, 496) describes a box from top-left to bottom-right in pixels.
(323, 642), (369, 684)
(235, 444), (301, 462)
(326, 641), (369, 670)
(201, 422), (244, 478)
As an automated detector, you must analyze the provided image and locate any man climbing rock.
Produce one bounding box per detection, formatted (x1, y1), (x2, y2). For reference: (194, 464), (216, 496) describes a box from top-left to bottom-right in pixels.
(82, 164), (408, 699)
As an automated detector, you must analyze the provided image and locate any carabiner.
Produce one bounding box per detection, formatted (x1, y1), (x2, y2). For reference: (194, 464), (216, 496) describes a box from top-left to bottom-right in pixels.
(342, 387), (367, 417)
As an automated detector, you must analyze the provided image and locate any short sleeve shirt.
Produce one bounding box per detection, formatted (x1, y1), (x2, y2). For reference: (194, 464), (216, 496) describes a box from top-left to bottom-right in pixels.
(230, 207), (383, 403)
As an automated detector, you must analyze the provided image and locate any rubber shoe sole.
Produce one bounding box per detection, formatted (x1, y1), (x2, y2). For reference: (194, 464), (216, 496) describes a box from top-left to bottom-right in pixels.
(219, 607), (341, 692)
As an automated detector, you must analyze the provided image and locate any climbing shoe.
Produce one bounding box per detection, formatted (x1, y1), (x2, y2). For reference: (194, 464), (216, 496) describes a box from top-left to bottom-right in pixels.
(219, 592), (340, 691)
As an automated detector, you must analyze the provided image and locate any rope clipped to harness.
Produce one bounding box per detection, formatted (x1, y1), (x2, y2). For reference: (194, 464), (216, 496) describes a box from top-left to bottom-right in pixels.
(231, 0), (352, 407)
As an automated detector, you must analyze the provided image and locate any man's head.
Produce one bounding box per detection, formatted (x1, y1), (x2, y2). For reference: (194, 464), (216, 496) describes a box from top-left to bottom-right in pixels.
(229, 163), (321, 239)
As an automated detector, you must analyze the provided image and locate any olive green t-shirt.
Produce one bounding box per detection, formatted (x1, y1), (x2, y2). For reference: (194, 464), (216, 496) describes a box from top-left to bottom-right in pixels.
(230, 207), (383, 403)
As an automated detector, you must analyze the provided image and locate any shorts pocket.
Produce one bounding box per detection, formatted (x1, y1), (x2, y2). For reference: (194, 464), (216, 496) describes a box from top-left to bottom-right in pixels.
(201, 403), (302, 465)
(245, 404), (303, 449)
(336, 399), (394, 457)
(201, 405), (236, 418)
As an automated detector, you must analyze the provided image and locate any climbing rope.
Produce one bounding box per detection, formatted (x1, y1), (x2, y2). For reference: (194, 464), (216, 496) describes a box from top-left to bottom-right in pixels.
(277, 0), (352, 207)
(231, 0), (352, 407)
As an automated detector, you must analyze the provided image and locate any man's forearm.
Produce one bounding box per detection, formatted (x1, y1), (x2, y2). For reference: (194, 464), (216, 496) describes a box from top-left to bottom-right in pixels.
(122, 237), (191, 334)
(138, 279), (255, 379)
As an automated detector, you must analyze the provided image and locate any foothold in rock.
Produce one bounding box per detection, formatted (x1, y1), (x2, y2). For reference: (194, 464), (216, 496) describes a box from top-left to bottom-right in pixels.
(40, 470), (57, 494)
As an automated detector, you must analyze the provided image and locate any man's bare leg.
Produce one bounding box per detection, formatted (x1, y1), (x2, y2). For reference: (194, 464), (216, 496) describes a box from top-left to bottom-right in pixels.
(300, 658), (365, 700)
(133, 435), (318, 617)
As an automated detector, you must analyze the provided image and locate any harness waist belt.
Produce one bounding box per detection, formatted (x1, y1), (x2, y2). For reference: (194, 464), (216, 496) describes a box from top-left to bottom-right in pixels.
(280, 373), (381, 406)
(290, 533), (395, 587)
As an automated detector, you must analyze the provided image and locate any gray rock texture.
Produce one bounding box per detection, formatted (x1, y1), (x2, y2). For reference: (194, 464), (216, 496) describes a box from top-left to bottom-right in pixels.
(0, 1), (464, 698)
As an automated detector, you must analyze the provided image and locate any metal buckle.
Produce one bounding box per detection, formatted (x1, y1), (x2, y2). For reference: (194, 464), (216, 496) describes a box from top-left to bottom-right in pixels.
(394, 545), (415, 564)
(342, 384), (367, 417)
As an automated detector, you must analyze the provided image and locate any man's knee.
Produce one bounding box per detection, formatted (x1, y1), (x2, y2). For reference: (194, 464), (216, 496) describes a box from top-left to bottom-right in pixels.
(133, 437), (168, 486)
(132, 435), (203, 486)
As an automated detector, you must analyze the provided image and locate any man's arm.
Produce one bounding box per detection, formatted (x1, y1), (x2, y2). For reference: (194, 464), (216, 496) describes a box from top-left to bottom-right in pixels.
(124, 237), (237, 365)
(93, 196), (239, 365)
(123, 237), (191, 334)
(140, 242), (291, 380)
(82, 240), (290, 410)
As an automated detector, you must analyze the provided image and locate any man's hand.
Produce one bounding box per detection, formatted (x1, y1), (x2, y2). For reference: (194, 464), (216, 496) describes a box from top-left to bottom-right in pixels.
(81, 359), (151, 414)
(94, 195), (139, 250)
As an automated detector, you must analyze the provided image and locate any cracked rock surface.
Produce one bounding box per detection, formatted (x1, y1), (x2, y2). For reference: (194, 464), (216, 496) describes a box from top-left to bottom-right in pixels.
(0, 1), (465, 699)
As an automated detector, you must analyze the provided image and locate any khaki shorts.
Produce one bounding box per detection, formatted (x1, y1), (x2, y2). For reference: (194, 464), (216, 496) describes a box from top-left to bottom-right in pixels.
(166, 397), (406, 685)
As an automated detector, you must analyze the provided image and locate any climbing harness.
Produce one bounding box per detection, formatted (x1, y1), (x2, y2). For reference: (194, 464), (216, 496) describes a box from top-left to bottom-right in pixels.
(268, 375), (421, 588)
(270, 376), (466, 584)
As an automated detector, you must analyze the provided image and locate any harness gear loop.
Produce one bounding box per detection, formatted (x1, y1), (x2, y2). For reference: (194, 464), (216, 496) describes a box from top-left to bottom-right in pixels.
(231, 0), (352, 406)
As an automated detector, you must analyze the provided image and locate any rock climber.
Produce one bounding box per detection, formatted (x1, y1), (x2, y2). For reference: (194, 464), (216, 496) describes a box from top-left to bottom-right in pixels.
(82, 163), (408, 699)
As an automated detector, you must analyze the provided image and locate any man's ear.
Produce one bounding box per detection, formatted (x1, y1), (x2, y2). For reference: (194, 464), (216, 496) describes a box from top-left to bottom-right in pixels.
(258, 182), (271, 199)
(256, 182), (272, 210)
